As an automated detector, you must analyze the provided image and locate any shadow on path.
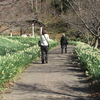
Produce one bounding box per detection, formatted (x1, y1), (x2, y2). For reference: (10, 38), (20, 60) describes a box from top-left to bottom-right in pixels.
(0, 45), (94, 100)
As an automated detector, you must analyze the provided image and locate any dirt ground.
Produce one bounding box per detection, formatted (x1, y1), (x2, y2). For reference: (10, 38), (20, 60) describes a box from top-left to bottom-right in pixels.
(0, 45), (94, 100)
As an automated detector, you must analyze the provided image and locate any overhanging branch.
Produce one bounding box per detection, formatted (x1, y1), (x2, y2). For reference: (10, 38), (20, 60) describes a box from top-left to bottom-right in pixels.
(66, 0), (98, 37)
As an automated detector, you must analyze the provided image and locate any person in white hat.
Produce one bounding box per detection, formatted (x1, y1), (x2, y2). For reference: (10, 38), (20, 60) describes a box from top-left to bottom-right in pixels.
(60, 34), (68, 54)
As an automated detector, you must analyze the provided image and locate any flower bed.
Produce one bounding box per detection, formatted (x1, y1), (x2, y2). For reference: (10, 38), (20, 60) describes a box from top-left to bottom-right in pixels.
(0, 36), (59, 91)
(75, 42), (100, 82)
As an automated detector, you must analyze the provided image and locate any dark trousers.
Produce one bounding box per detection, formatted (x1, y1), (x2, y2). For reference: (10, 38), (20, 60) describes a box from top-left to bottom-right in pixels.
(41, 46), (48, 63)
(61, 45), (67, 54)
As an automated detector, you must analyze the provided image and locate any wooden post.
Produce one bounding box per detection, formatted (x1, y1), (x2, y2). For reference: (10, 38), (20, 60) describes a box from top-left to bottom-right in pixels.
(20, 27), (23, 36)
(10, 29), (12, 37)
(40, 27), (42, 36)
(32, 23), (34, 37)
(9, 24), (12, 36)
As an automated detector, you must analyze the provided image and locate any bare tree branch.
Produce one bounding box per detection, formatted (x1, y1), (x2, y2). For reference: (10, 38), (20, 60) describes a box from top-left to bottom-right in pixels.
(66, 0), (98, 37)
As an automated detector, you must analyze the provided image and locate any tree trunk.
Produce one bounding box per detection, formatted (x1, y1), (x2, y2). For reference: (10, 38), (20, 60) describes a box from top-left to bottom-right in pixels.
(61, 2), (63, 13)
(95, 37), (98, 48)
(31, 0), (34, 12)
(36, 0), (38, 11)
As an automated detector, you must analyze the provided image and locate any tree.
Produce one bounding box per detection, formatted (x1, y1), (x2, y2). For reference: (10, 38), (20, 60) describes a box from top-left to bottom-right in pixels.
(63, 0), (100, 48)
(0, 0), (68, 38)
(51, 0), (71, 13)
(0, 0), (36, 35)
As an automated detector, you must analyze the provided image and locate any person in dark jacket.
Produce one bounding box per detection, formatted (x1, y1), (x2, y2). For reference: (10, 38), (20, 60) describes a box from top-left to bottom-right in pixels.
(60, 34), (68, 54)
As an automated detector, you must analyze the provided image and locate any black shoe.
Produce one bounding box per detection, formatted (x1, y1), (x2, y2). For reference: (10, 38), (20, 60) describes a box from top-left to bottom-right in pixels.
(46, 61), (48, 63)
(42, 61), (44, 64)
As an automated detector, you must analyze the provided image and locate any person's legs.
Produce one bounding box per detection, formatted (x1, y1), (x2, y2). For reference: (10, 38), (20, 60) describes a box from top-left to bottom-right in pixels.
(61, 48), (63, 54)
(41, 46), (48, 64)
(65, 45), (67, 53)
(41, 46), (45, 64)
(44, 46), (48, 63)
(61, 45), (63, 54)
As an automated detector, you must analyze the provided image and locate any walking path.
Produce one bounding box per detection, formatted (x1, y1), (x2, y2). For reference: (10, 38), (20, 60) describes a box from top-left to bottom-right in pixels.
(0, 45), (93, 100)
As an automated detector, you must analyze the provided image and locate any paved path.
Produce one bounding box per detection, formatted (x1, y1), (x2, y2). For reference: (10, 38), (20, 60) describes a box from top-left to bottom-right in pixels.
(0, 45), (93, 100)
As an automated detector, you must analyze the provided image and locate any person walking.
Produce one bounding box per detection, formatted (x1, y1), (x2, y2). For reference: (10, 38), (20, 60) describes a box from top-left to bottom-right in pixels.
(40, 29), (49, 64)
(60, 34), (68, 54)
